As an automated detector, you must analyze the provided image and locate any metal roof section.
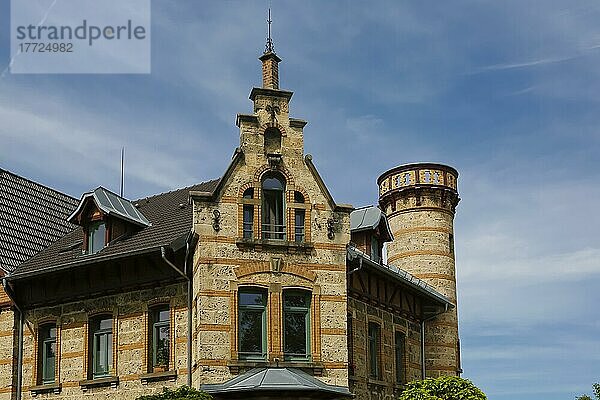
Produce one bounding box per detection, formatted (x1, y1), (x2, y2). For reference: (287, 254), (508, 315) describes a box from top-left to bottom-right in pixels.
(68, 187), (151, 228)
(201, 367), (352, 398)
(350, 206), (393, 242)
(0, 169), (78, 273)
(347, 245), (453, 307)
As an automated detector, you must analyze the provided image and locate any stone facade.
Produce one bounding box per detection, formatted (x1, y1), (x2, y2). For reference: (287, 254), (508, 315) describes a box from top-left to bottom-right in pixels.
(9, 284), (187, 400)
(190, 52), (352, 390)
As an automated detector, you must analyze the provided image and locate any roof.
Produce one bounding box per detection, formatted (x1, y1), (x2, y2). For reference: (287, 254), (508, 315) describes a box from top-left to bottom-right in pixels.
(201, 367), (352, 398)
(9, 179), (219, 279)
(0, 169), (78, 274)
(350, 206), (393, 242)
(68, 187), (151, 227)
(347, 245), (453, 308)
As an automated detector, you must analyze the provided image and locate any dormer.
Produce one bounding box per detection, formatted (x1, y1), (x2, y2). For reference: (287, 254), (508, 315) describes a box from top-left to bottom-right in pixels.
(67, 187), (151, 254)
(350, 206), (393, 263)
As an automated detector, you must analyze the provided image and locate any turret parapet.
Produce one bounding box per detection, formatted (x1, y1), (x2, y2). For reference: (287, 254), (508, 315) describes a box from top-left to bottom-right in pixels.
(378, 163), (458, 199)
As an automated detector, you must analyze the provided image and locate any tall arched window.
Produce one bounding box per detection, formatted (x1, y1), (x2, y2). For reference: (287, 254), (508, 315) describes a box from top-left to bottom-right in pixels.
(242, 188), (254, 239)
(262, 174), (285, 240)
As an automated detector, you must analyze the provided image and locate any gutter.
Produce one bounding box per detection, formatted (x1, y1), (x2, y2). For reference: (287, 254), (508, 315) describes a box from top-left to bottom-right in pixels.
(2, 278), (24, 399)
(161, 239), (194, 388)
(420, 303), (449, 379)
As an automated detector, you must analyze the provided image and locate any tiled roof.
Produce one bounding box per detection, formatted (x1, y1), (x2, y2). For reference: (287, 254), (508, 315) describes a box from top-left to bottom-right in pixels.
(0, 169), (78, 274)
(11, 179), (219, 278)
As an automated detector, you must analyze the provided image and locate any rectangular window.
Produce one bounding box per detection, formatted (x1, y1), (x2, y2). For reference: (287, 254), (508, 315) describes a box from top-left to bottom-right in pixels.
(87, 221), (106, 254)
(294, 209), (305, 242)
(89, 316), (112, 378)
(38, 324), (57, 384)
(368, 322), (381, 379)
(395, 331), (405, 384)
(371, 236), (380, 263)
(283, 290), (310, 360)
(243, 205), (254, 239)
(150, 306), (170, 370)
(238, 289), (267, 360)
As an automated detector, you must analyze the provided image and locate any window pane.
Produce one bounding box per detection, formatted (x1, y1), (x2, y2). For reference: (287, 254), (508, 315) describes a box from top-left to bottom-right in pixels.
(158, 310), (169, 322)
(263, 177), (284, 191)
(262, 175), (285, 240)
(91, 317), (112, 377)
(284, 293), (308, 308)
(239, 292), (265, 306)
(295, 209), (305, 242)
(88, 222), (106, 254)
(395, 332), (405, 383)
(284, 313), (307, 355)
(368, 322), (380, 379)
(239, 310), (263, 354)
(154, 323), (170, 367)
(243, 205), (254, 239)
(43, 340), (56, 382)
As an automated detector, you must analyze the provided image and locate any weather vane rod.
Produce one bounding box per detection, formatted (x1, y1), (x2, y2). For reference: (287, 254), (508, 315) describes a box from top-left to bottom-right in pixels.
(265, 8), (274, 53)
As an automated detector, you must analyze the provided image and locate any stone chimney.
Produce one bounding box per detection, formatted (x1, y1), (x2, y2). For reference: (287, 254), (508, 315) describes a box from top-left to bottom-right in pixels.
(259, 52), (281, 90)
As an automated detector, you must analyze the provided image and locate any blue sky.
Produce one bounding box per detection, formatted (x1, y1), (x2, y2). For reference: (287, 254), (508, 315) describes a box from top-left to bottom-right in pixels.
(1, 1), (599, 399)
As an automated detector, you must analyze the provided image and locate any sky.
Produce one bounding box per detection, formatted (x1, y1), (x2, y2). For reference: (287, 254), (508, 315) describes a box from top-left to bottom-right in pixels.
(1, 1), (600, 399)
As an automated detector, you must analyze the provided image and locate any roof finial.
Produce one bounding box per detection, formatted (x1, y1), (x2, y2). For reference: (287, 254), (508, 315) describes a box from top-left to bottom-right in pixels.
(265, 8), (275, 54)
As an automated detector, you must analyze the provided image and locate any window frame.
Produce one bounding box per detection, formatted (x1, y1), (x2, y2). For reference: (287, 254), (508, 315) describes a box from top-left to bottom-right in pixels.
(149, 305), (170, 371)
(89, 315), (113, 379)
(38, 323), (57, 384)
(282, 289), (311, 361)
(368, 321), (381, 380)
(261, 174), (286, 240)
(238, 287), (268, 361)
(87, 220), (106, 254)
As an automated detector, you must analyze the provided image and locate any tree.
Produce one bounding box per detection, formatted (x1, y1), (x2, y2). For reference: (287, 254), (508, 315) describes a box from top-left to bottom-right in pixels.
(576, 383), (600, 400)
(136, 386), (212, 400)
(398, 376), (487, 400)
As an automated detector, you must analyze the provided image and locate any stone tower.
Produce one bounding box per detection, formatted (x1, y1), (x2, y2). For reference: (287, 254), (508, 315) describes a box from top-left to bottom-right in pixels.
(377, 163), (461, 377)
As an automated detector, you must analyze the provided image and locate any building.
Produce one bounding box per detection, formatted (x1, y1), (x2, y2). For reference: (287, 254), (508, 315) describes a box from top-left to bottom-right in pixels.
(1, 35), (462, 400)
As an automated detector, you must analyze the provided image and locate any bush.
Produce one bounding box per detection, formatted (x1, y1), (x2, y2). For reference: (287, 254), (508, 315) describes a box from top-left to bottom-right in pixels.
(398, 376), (487, 400)
(576, 383), (600, 400)
(136, 386), (213, 400)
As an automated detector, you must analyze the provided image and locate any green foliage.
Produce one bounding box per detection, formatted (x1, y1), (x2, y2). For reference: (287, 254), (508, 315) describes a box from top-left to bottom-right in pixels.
(576, 383), (600, 400)
(136, 386), (212, 400)
(398, 376), (486, 400)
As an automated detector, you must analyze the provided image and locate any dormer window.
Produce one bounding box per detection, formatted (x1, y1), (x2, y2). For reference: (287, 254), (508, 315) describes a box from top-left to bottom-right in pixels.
(87, 221), (106, 254)
(262, 173), (285, 240)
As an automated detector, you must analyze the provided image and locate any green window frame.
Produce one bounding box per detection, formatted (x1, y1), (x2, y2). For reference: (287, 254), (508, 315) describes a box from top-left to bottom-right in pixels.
(38, 324), (57, 384)
(368, 321), (381, 379)
(238, 288), (267, 360)
(87, 221), (106, 254)
(395, 331), (406, 384)
(89, 315), (112, 378)
(283, 289), (311, 361)
(150, 306), (170, 370)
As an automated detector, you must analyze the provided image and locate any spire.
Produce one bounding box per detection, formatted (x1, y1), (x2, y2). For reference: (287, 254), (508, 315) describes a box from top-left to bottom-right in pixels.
(259, 8), (281, 89)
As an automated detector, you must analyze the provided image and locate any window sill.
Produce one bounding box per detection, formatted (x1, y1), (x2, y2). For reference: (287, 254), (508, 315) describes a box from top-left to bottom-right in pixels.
(140, 370), (177, 384)
(79, 376), (119, 391)
(236, 238), (314, 253)
(30, 382), (61, 395)
(228, 360), (324, 376)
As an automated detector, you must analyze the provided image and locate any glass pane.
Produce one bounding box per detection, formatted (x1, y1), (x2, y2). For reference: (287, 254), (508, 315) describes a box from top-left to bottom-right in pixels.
(89, 222), (106, 253)
(99, 318), (112, 330)
(48, 327), (56, 338)
(239, 310), (263, 354)
(158, 309), (169, 322)
(284, 313), (307, 355)
(284, 293), (308, 308)
(239, 292), (265, 306)
(43, 341), (56, 382)
(154, 323), (170, 367)
(262, 177), (284, 191)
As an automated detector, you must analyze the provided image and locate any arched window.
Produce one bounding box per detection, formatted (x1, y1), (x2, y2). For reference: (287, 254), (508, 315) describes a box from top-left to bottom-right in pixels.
(294, 191), (305, 242)
(283, 289), (311, 360)
(262, 174), (285, 240)
(242, 188), (254, 239)
(238, 288), (268, 360)
(264, 127), (282, 154)
(37, 323), (57, 384)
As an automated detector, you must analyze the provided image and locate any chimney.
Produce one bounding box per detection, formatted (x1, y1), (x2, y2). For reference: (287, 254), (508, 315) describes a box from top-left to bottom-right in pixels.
(259, 52), (282, 89)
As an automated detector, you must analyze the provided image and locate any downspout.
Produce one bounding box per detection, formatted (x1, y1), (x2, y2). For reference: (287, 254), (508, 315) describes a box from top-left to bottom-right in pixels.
(2, 278), (24, 399)
(420, 303), (449, 379)
(161, 241), (193, 388)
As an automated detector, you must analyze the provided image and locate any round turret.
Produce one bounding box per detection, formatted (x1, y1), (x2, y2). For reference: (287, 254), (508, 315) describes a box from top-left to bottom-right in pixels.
(378, 163), (461, 377)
